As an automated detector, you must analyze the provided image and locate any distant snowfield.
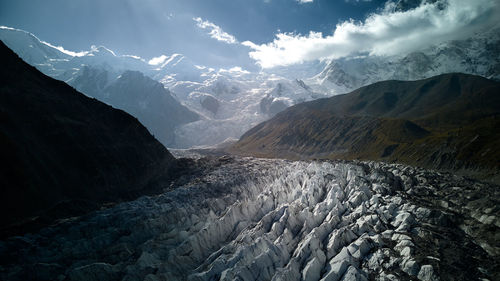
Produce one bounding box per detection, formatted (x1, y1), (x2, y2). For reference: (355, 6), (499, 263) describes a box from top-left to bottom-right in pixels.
(168, 71), (323, 148)
(1, 157), (497, 280)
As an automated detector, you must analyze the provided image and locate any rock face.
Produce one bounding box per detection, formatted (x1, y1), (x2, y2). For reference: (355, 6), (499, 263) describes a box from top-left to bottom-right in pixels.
(0, 157), (497, 281)
(232, 73), (500, 183)
(260, 95), (289, 116)
(200, 95), (220, 115)
(0, 41), (177, 236)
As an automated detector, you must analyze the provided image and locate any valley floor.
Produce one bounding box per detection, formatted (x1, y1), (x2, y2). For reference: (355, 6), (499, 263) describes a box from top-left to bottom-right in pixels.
(0, 156), (498, 281)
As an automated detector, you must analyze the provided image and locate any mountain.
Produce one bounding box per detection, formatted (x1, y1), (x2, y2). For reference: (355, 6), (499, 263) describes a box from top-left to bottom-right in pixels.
(0, 26), (71, 64)
(72, 67), (199, 146)
(152, 54), (208, 84)
(3, 24), (499, 150)
(1, 35), (498, 281)
(309, 24), (500, 95)
(0, 26), (321, 148)
(0, 41), (178, 235)
(171, 72), (324, 148)
(104, 71), (199, 146)
(231, 73), (500, 182)
(0, 27), (200, 147)
(0, 27), (150, 81)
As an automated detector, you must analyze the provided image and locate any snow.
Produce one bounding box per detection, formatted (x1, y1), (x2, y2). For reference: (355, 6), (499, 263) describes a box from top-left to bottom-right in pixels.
(169, 72), (324, 148)
(311, 23), (500, 95)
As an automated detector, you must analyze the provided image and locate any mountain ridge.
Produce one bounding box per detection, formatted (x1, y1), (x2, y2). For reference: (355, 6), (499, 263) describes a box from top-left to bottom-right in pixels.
(309, 23), (500, 95)
(2, 24), (500, 149)
(231, 73), (500, 183)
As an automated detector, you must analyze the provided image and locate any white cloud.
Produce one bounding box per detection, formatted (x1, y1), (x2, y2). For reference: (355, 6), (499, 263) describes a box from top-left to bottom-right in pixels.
(243, 0), (500, 68)
(219, 66), (250, 74)
(194, 17), (238, 44)
(297, 0), (314, 3)
(148, 55), (168, 65)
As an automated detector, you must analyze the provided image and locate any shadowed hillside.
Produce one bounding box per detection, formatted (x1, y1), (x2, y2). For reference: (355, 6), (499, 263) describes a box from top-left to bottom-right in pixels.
(0, 41), (178, 236)
(72, 67), (200, 147)
(231, 73), (500, 182)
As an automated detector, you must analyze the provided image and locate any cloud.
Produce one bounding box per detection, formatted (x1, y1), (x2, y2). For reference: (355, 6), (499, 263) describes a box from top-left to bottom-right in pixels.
(219, 66), (250, 74)
(148, 55), (168, 65)
(297, 0), (314, 3)
(194, 17), (238, 44)
(243, 0), (500, 68)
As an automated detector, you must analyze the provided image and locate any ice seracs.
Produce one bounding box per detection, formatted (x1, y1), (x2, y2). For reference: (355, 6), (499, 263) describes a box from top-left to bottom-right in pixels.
(1, 157), (496, 280)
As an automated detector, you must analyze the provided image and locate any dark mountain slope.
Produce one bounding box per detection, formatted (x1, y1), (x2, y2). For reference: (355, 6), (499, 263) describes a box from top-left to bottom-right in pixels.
(103, 70), (199, 146)
(71, 67), (200, 147)
(0, 41), (177, 235)
(295, 73), (499, 126)
(231, 73), (500, 182)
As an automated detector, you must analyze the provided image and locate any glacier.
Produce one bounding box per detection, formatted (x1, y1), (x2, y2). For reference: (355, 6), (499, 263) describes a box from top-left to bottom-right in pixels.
(1, 157), (497, 281)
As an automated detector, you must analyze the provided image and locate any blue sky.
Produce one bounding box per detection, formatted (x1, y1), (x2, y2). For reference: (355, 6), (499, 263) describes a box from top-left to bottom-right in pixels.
(1, 0), (498, 69)
(0, 0), (385, 68)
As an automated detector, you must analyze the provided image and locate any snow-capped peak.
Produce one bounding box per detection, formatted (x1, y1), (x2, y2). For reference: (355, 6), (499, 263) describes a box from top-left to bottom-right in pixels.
(87, 45), (116, 57)
(0, 25), (87, 58)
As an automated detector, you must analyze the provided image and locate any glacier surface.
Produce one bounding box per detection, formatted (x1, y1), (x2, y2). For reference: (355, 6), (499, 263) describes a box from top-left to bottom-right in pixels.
(1, 157), (497, 281)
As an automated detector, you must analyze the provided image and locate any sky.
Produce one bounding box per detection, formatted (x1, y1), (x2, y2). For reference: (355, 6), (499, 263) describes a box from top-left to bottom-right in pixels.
(1, 0), (498, 70)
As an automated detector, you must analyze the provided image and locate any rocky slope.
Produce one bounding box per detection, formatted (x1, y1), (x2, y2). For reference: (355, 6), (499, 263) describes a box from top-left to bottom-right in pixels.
(0, 156), (497, 280)
(0, 41), (178, 236)
(231, 73), (500, 183)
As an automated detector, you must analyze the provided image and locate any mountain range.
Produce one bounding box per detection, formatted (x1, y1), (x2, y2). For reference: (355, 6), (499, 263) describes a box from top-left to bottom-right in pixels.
(0, 27), (321, 147)
(2, 24), (499, 149)
(308, 23), (500, 95)
(0, 27), (203, 147)
(232, 73), (500, 183)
